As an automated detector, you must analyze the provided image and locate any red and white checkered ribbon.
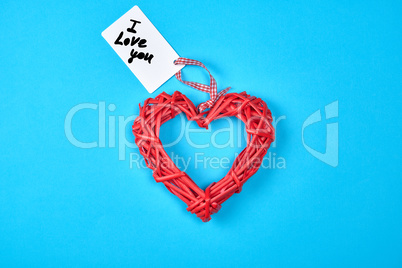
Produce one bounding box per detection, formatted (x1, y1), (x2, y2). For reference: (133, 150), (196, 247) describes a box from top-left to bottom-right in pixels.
(174, 57), (231, 112)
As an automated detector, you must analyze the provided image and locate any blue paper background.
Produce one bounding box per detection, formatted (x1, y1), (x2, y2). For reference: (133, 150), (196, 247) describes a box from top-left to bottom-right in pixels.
(1, 0), (401, 266)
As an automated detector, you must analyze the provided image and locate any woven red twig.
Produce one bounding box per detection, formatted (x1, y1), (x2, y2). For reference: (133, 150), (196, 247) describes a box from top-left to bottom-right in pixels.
(132, 91), (275, 222)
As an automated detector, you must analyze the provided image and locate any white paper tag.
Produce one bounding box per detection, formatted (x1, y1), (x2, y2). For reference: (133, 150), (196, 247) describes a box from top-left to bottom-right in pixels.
(102, 6), (183, 93)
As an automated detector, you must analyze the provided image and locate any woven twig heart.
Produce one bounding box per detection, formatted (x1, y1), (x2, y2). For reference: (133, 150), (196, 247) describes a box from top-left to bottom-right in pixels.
(132, 91), (275, 222)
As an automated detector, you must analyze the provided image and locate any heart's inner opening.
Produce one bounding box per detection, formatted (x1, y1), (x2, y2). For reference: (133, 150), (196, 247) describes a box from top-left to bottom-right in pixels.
(159, 115), (247, 189)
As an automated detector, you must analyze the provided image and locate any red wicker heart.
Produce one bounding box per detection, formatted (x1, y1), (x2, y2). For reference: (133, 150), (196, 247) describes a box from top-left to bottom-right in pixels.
(132, 91), (275, 222)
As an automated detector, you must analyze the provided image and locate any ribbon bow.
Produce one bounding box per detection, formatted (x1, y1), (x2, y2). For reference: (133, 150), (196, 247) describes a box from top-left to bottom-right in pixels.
(174, 57), (231, 112)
